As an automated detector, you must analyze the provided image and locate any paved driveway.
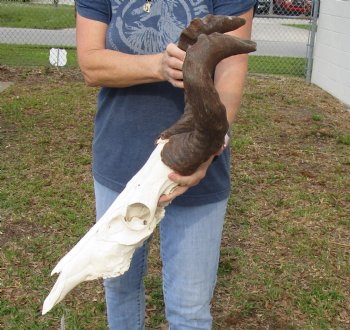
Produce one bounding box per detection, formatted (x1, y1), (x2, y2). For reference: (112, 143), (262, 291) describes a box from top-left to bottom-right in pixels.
(252, 17), (311, 57)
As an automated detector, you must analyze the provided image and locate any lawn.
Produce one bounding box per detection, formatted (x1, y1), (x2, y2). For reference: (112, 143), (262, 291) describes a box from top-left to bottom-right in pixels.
(0, 44), (78, 67)
(0, 2), (76, 29)
(0, 45), (306, 77)
(0, 66), (349, 329)
(284, 23), (311, 30)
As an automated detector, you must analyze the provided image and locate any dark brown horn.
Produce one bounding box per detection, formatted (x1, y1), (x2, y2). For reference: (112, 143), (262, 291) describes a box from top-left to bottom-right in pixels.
(161, 16), (247, 140)
(178, 15), (246, 51)
(160, 16), (256, 176)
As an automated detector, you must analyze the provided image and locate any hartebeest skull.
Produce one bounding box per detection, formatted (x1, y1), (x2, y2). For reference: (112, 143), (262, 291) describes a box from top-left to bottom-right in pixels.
(42, 15), (256, 315)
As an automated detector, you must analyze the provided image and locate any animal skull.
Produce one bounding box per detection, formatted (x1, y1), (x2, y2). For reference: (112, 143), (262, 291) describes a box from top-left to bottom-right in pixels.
(42, 140), (177, 315)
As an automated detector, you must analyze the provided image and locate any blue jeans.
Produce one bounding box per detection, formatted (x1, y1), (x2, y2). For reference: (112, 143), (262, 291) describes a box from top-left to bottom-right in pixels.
(94, 179), (228, 330)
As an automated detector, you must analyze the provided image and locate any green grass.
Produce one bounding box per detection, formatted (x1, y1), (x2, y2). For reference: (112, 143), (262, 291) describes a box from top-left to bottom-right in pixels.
(0, 44), (77, 67)
(0, 44), (306, 77)
(1, 68), (349, 329)
(337, 134), (350, 145)
(283, 23), (311, 30)
(0, 2), (76, 29)
(249, 55), (307, 77)
(312, 113), (323, 121)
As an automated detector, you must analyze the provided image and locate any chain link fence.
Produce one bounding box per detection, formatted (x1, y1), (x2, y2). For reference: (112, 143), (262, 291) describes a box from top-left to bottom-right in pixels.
(0, 0), (319, 77)
(253, 0), (319, 79)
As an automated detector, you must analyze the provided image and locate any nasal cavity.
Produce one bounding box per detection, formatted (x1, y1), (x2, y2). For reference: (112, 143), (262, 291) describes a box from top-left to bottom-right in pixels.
(125, 203), (150, 228)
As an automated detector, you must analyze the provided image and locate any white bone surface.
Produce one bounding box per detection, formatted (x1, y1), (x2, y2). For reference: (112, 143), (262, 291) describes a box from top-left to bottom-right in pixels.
(42, 139), (177, 315)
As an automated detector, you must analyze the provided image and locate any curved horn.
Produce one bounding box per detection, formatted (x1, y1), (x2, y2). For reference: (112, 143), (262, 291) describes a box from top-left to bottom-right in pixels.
(161, 16), (256, 175)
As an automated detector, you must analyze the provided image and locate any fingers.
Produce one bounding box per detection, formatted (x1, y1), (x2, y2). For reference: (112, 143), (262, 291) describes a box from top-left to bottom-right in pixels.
(158, 168), (205, 204)
(158, 170), (203, 204)
(166, 43), (186, 62)
(168, 172), (201, 187)
(158, 157), (213, 204)
(167, 68), (184, 88)
(160, 43), (186, 88)
(159, 185), (188, 204)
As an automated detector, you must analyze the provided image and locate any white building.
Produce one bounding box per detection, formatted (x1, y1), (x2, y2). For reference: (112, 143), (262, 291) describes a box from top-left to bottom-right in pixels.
(312, 0), (350, 106)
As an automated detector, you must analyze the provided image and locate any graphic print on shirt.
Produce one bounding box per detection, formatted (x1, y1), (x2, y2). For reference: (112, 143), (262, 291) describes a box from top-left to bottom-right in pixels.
(108, 0), (210, 54)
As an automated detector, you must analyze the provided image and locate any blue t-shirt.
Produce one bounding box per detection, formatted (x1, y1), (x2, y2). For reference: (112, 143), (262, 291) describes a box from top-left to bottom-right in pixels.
(76, 0), (255, 206)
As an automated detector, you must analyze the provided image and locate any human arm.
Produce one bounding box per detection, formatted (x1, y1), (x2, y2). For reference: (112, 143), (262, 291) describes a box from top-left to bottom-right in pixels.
(76, 13), (185, 88)
(214, 9), (254, 125)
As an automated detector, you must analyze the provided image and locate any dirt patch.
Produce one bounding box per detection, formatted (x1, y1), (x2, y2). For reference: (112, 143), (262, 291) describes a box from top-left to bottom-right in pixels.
(0, 217), (43, 246)
(0, 65), (84, 85)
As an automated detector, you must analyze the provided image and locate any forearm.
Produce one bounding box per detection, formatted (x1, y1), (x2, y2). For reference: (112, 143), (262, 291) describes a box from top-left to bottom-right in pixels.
(214, 8), (254, 127)
(214, 53), (249, 125)
(76, 14), (184, 88)
(78, 49), (163, 87)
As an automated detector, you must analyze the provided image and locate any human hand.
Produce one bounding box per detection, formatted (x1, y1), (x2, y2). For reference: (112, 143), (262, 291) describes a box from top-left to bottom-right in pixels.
(160, 43), (186, 88)
(159, 156), (213, 203)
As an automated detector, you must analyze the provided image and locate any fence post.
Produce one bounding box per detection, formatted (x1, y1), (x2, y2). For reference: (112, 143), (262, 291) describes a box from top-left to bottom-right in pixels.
(306, 0), (320, 83)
